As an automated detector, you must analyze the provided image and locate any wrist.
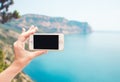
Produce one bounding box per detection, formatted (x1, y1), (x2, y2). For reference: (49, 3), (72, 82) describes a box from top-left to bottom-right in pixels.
(0, 59), (29, 81)
(12, 61), (25, 70)
(13, 59), (30, 69)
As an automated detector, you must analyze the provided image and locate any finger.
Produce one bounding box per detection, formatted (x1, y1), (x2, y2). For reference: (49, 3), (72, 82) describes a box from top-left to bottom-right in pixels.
(23, 26), (38, 39)
(35, 26), (38, 31)
(29, 25), (35, 31)
(18, 26), (38, 42)
(30, 50), (47, 58)
(28, 26), (38, 32)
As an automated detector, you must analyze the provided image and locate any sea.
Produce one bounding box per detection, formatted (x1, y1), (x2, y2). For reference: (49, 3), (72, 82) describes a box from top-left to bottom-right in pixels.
(24, 32), (120, 82)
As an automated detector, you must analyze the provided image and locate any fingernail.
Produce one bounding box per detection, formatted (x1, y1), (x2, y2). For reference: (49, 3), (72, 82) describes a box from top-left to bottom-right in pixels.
(31, 25), (34, 27)
(22, 28), (26, 32)
(35, 27), (38, 31)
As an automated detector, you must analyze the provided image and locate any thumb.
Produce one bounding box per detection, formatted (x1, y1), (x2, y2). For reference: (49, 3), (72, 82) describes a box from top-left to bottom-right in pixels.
(30, 50), (47, 58)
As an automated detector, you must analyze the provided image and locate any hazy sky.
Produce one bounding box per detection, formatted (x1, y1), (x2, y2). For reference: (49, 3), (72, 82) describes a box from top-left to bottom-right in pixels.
(10, 0), (120, 31)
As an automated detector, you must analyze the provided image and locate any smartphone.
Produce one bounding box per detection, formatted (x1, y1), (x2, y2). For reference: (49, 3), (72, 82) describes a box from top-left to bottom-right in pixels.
(29, 33), (64, 50)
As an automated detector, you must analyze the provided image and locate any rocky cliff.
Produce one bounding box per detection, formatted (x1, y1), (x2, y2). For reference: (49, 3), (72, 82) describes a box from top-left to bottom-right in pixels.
(4, 14), (92, 34)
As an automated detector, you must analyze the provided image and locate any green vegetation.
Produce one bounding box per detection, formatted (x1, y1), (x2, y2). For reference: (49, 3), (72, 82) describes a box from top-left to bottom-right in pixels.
(0, 0), (20, 23)
(0, 49), (9, 72)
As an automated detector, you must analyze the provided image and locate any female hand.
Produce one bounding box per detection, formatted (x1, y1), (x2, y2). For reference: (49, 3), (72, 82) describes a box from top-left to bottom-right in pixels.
(13, 25), (47, 66)
(0, 25), (47, 82)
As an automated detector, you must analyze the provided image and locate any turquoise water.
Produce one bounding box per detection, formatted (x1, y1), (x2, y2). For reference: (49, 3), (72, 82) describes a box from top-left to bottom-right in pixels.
(24, 32), (120, 82)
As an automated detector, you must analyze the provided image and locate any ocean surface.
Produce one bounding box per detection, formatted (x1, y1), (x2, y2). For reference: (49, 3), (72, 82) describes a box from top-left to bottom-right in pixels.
(24, 32), (120, 82)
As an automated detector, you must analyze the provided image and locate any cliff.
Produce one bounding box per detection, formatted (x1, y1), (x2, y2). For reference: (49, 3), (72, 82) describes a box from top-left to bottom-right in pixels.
(4, 14), (92, 34)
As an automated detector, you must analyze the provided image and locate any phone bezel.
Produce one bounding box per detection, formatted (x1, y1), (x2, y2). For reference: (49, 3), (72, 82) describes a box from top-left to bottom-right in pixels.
(29, 33), (64, 51)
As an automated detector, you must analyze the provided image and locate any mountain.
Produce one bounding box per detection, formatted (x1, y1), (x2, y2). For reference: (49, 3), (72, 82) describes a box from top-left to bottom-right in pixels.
(4, 14), (92, 34)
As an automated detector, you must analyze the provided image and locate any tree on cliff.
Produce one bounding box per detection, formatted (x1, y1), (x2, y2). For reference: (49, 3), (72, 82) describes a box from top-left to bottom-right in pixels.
(0, 0), (20, 23)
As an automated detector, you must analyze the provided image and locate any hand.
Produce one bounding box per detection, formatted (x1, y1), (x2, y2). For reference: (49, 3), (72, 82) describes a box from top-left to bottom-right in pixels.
(0, 26), (47, 82)
(13, 25), (47, 66)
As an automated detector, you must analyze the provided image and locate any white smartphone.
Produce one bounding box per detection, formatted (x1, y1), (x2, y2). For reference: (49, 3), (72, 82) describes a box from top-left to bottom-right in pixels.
(29, 33), (64, 50)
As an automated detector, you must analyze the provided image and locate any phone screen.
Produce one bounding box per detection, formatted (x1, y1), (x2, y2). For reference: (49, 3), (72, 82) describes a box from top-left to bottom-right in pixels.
(33, 35), (59, 49)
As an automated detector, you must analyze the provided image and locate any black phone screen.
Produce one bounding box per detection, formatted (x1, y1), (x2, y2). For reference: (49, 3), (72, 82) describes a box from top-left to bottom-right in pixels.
(34, 35), (58, 49)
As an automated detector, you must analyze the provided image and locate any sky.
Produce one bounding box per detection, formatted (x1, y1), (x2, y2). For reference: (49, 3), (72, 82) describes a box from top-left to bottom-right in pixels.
(10, 0), (120, 31)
